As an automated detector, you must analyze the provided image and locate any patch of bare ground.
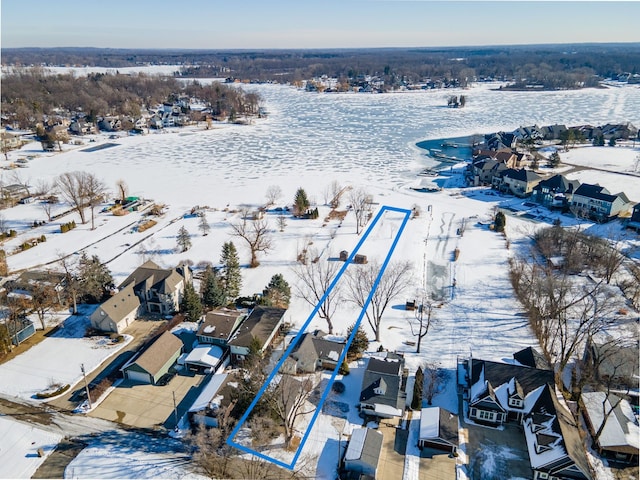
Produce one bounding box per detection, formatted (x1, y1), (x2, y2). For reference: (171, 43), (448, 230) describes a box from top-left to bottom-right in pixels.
(325, 209), (347, 222)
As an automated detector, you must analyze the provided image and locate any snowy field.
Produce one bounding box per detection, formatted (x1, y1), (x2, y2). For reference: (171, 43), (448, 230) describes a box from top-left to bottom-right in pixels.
(1, 79), (639, 479)
(0, 416), (62, 479)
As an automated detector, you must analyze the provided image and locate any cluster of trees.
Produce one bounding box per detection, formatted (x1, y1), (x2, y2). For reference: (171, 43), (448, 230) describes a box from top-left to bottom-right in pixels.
(509, 225), (631, 381)
(5, 45), (639, 90)
(1, 68), (261, 129)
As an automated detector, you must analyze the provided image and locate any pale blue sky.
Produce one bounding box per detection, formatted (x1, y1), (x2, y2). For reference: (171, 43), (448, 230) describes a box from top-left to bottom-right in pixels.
(2, 0), (639, 49)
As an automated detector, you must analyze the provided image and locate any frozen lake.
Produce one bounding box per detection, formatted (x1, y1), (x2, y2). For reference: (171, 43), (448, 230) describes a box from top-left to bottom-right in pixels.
(22, 82), (640, 211)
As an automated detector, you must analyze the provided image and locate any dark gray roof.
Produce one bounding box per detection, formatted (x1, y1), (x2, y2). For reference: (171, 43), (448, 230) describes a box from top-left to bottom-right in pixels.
(197, 309), (244, 342)
(471, 359), (554, 397)
(345, 428), (383, 470)
(573, 183), (625, 203)
(228, 306), (286, 349)
(530, 385), (593, 479)
(360, 353), (405, 410)
(501, 168), (542, 182)
(533, 175), (580, 195)
(513, 346), (552, 371)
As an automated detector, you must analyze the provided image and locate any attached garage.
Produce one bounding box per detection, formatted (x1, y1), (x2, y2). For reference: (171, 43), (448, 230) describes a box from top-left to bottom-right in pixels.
(121, 331), (183, 385)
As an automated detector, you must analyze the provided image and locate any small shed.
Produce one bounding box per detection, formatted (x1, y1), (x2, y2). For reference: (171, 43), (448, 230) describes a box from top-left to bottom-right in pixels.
(354, 254), (368, 264)
(339, 250), (349, 262)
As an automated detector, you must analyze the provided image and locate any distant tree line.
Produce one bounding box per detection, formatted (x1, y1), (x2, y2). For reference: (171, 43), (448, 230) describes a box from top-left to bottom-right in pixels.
(3, 44), (640, 90)
(0, 68), (261, 129)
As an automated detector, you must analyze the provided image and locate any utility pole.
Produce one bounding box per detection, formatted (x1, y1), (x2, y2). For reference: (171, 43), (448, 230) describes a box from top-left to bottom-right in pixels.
(81, 363), (92, 409)
(172, 391), (178, 430)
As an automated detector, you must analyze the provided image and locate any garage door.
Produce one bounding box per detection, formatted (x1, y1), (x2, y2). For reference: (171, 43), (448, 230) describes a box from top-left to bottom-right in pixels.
(126, 369), (151, 384)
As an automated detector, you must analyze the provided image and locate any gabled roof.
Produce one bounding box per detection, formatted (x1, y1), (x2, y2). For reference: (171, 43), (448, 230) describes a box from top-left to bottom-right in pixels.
(524, 384), (592, 479)
(533, 175), (580, 195)
(228, 306), (286, 349)
(470, 358), (554, 398)
(119, 260), (185, 294)
(420, 407), (459, 446)
(573, 183), (625, 203)
(581, 391), (640, 452)
(124, 331), (183, 377)
(291, 330), (345, 365)
(345, 427), (383, 470)
(360, 353), (405, 410)
(197, 309), (244, 342)
(513, 346), (552, 371)
(501, 168), (542, 183)
(97, 283), (141, 323)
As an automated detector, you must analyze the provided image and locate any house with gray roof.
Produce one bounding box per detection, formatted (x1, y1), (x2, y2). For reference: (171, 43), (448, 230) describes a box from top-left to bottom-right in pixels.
(90, 283), (141, 333)
(524, 384), (592, 480)
(580, 391), (639, 465)
(228, 306), (286, 365)
(532, 174), (580, 209)
(121, 330), (183, 384)
(281, 330), (345, 374)
(466, 357), (554, 424)
(196, 309), (245, 347)
(343, 427), (383, 479)
(119, 260), (191, 316)
(494, 168), (543, 197)
(459, 353), (592, 479)
(571, 184), (633, 221)
(514, 346), (552, 371)
(359, 352), (407, 419)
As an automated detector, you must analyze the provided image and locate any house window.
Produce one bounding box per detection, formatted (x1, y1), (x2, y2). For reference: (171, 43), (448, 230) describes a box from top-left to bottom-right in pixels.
(509, 398), (523, 408)
(470, 408), (477, 417)
(537, 472), (548, 480)
(478, 410), (495, 421)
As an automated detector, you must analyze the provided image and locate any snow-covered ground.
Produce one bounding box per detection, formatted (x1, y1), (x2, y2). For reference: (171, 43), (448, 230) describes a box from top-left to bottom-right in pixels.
(1, 79), (639, 479)
(0, 417), (62, 479)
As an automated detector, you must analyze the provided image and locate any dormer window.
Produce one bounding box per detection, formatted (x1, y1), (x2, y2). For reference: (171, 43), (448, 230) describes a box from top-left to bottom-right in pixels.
(509, 397), (523, 408)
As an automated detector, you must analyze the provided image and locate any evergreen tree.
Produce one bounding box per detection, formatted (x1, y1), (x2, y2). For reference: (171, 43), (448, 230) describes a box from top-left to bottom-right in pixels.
(77, 252), (114, 303)
(180, 282), (202, 321)
(262, 273), (291, 308)
(411, 366), (424, 410)
(494, 211), (506, 233)
(220, 241), (242, 301)
(548, 151), (561, 168)
(609, 137), (617, 147)
(346, 322), (369, 360)
(201, 267), (226, 308)
(177, 226), (192, 252)
(293, 187), (310, 217)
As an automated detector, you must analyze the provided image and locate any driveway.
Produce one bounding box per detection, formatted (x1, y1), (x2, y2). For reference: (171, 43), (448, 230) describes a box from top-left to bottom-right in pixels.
(377, 418), (407, 480)
(88, 371), (207, 429)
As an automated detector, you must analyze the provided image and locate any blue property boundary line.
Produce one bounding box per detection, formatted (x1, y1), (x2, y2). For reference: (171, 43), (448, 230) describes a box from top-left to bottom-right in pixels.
(227, 205), (412, 470)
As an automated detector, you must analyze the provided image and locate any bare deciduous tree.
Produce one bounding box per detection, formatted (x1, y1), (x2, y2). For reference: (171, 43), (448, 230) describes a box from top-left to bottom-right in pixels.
(292, 249), (342, 333)
(35, 179), (57, 221)
(423, 362), (446, 405)
(348, 187), (372, 234)
(345, 260), (413, 342)
(230, 212), (272, 268)
(56, 171), (87, 224)
(265, 185), (282, 207)
(268, 375), (315, 446)
(407, 297), (437, 353)
(84, 172), (108, 230)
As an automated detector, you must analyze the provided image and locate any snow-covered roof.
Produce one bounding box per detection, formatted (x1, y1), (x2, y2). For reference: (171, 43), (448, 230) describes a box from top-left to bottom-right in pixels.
(344, 427), (383, 468)
(188, 373), (228, 413)
(582, 391), (640, 450)
(373, 403), (403, 417)
(420, 407), (439, 439)
(184, 345), (224, 368)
